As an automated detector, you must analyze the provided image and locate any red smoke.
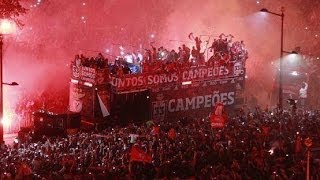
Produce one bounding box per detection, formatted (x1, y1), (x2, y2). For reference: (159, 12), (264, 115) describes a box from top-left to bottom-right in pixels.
(2, 0), (318, 132)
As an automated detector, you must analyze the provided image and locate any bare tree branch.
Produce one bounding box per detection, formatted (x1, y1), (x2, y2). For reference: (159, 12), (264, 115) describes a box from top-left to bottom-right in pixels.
(0, 0), (27, 27)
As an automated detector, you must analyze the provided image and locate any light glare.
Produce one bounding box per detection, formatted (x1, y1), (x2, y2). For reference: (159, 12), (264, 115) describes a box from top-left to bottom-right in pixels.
(84, 82), (93, 87)
(182, 81), (192, 85)
(0, 19), (16, 35)
(71, 79), (79, 84)
(291, 71), (299, 76)
(1, 117), (10, 127)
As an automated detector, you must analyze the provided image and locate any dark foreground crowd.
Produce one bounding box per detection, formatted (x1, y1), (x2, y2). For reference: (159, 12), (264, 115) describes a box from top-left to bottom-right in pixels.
(1, 108), (320, 179)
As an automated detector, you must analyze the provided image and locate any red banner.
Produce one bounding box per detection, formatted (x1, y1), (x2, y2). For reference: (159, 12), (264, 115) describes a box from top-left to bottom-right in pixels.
(168, 128), (176, 140)
(152, 126), (160, 136)
(130, 146), (152, 163)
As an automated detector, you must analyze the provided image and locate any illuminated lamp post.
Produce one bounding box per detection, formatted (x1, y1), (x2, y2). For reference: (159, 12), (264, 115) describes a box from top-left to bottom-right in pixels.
(260, 7), (285, 110)
(0, 19), (18, 146)
(261, 7), (300, 110)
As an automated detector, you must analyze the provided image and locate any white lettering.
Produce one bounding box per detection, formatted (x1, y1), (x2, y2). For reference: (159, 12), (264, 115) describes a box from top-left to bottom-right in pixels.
(196, 96), (204, 109)
(220, 93), (228, 105)
(204, 95), (212, 108)
(212, 92), (220, 106)
(207, 67), (213, 77)
(168, 99), (176, 112)
(185, 97), (196, 110)
(176, 99), (184, 111)
(165, 91), (235, 112)
(228, 92), (235, 105)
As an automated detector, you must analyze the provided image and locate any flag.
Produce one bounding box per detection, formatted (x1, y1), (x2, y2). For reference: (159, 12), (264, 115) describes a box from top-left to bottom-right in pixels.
(97, 93), (110, 117)
(261, 126), (270, 136)
(227, 34), (234, 38)
(210, 115), (226, 128)
(130, 146), (152, 163)
(219, 33), (226, 38)
(295, 135), (302, 153)
(210, 103), (227, 128)
(152, 126), (160, 136)
(188, 32), (194, 40)
(18, 163), (32, 176)
(168, 128), (176, 140)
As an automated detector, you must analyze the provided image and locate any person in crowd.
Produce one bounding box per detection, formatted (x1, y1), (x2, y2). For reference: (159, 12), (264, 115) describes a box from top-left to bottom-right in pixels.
(167, 50), (177, 62)
(182, 44), (190, 62)
(287, 94), (297, 114)
(299, 82), (308, 109)
(122, 63), (132, 74)
(221, 38), (229, 53)
(190, 46), (197, 64)
(195, 36), (202, 54)
(210, 39), (218, 53)
(222, 52), (231, 66)
(96, 53), (104, 61)
(136, 51), (143, 63)
(177, 47), (182, 61)
(74, 55), (81, 67)
(95, 53), (106, 69)
(151, 47), (157, 62)
(143, 49), (152, 63)
(191, 46), (197, 59)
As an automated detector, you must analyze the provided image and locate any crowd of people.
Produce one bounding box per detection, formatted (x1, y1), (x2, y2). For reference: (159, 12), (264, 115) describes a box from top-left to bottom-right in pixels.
(5, 32), (318, 179)
(73, 33), (248, 76)
(1, 108), (320, 179)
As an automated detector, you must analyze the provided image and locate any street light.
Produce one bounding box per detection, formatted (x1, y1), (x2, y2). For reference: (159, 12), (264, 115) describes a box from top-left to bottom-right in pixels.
(260, 7), (285, 110)
(0, 19), (17, 146)
(3, 82), (19, 86)
(282, 50), (298, 54)
(260, 8), (268, 13)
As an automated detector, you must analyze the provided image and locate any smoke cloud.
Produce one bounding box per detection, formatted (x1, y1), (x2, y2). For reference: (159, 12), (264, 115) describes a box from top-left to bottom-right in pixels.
(2, 0), (318, 131)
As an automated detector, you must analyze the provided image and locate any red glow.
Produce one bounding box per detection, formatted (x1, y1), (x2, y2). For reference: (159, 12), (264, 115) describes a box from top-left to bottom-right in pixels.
(0, 0), (318, 134)
(1, 104), (19, 133)
(1, 110), (13, 128)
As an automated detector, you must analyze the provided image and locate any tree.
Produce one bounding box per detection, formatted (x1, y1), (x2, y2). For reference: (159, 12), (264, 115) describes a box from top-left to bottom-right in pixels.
(0, 0), (27, 27)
